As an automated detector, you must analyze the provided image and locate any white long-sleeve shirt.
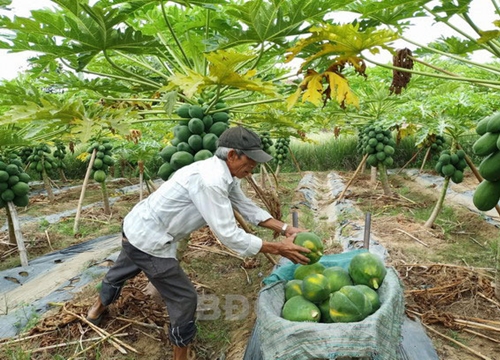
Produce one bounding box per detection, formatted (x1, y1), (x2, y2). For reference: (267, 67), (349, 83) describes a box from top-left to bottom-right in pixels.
(123, 156), (271, 258)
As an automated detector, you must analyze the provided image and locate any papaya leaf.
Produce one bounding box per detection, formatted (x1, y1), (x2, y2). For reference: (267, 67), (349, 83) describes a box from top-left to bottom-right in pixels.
(166, 49), (277, 97)
(286, 68), (358, 110)
(164, 69), (206, 98)
(0, 0), (160, 71)
(285, 23), (398, 71)
(223, 0), (354, 48)
(477, 30), (500, 44)
(325, 71), (359, 109)
(346, 0), (429, 26)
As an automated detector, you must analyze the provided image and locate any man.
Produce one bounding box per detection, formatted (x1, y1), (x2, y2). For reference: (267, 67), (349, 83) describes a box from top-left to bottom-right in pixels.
(86, 126), (310, 360)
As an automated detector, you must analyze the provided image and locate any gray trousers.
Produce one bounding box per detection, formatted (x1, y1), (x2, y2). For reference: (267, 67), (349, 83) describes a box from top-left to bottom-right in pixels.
(100, 235), (197, 347)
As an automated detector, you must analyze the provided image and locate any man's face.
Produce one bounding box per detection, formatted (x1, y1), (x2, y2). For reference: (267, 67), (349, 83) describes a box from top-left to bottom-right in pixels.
(227, 150), (257, 178)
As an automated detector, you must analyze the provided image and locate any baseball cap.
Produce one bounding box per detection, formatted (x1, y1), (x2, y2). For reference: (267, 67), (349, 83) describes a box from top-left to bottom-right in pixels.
(217, 126), (273, 163)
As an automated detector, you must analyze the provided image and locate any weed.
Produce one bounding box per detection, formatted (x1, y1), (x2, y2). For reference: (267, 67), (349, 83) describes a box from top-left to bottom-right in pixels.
(14, 304), (40, 333)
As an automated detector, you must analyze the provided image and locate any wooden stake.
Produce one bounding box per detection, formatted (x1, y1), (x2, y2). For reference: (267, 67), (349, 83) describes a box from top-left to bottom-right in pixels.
(463, 328), (500, 344)
(395, 148), (423, 175)
(74, 149), (97, 234)
(337, 153), (368, 202)
(138, 160), (144, 201)
(419, 147), (431, 173)
(45, 230), (54, 251)
(62, 306), (138, 354)
(7, 202), (28, 267)
(288, 147), (302, 175)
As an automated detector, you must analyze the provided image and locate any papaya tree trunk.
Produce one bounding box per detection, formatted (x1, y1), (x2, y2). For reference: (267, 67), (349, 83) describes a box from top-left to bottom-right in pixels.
(7, 202), (28, 267)
(378, 163), (392, 196)
(101, 181), (111, 215)
(41, 158), (55, 202)
(424, 176), (450, 228)
(496, 242), (500, 300)
(59, 168), (68, 183)
(74, 149), (97, 234)
(370, 166), (377, 186)
(5, 204), (15, 245)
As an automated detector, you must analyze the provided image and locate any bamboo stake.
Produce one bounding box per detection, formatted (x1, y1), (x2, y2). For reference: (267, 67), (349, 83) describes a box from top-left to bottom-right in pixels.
(0, 331), (55, 345)
(74, 149), (97, 234)
(68, 327), (130, 359)
(394, 228), (429, 247)
(454, 319), (500, 333)
(477, 292), (500, 307)
(288, 147), (302, 175)
(463, 329), (500, 344)
(419, 147), (432, 173)
(422, 323), (493, 360)
(30, 332), (128, 355)
(62, 306), (138, 354)
(7, 202), (28, 267)
(337, 153), (368, 202)
(233, 210), (277, 266)
(45, 230), (54, 251)
(395, 148), (423, 175)
(138, 160), (144, 201)
(454, 315), (500, 327)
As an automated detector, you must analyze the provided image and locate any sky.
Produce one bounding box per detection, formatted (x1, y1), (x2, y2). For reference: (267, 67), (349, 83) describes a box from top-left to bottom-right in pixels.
(0, 0), (497, 81)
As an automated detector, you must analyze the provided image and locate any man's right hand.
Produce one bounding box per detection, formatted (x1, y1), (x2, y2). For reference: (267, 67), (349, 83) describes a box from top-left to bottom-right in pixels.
(279, 235), (311, 265)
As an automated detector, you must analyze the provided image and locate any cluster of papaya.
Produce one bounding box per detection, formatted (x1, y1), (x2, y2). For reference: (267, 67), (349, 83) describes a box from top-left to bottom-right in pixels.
(157, 102), (230, 181)
(85, 140), (115, 183)
(358, 125), (396, 168)
(259, 131), (273, 155)
(0, 155), (31, 208)
(52, 141), (68, 170)
(473, 112), (500, 211)
(26, 143), (56, 174)
(274, 137), (290, 165)
(423, 134), (446, 155)
(281, 250), (387, 324)
(18, 146), (33, 165)
(434, 149), (467, 184)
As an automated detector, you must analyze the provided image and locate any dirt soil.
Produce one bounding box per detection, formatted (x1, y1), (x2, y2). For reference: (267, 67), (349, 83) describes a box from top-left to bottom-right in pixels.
(0, 171), (499, 360)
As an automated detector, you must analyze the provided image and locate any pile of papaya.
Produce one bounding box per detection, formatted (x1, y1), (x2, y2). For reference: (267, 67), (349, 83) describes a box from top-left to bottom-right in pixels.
(282, 232), (387, 324)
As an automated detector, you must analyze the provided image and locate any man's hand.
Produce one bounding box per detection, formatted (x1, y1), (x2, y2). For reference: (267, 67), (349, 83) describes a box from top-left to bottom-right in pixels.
(278, 235), (310, 265)
(283, 225), (308, 238)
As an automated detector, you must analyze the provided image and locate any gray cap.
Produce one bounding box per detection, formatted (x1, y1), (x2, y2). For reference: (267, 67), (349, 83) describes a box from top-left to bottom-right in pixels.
(217, 126), (273, 163)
